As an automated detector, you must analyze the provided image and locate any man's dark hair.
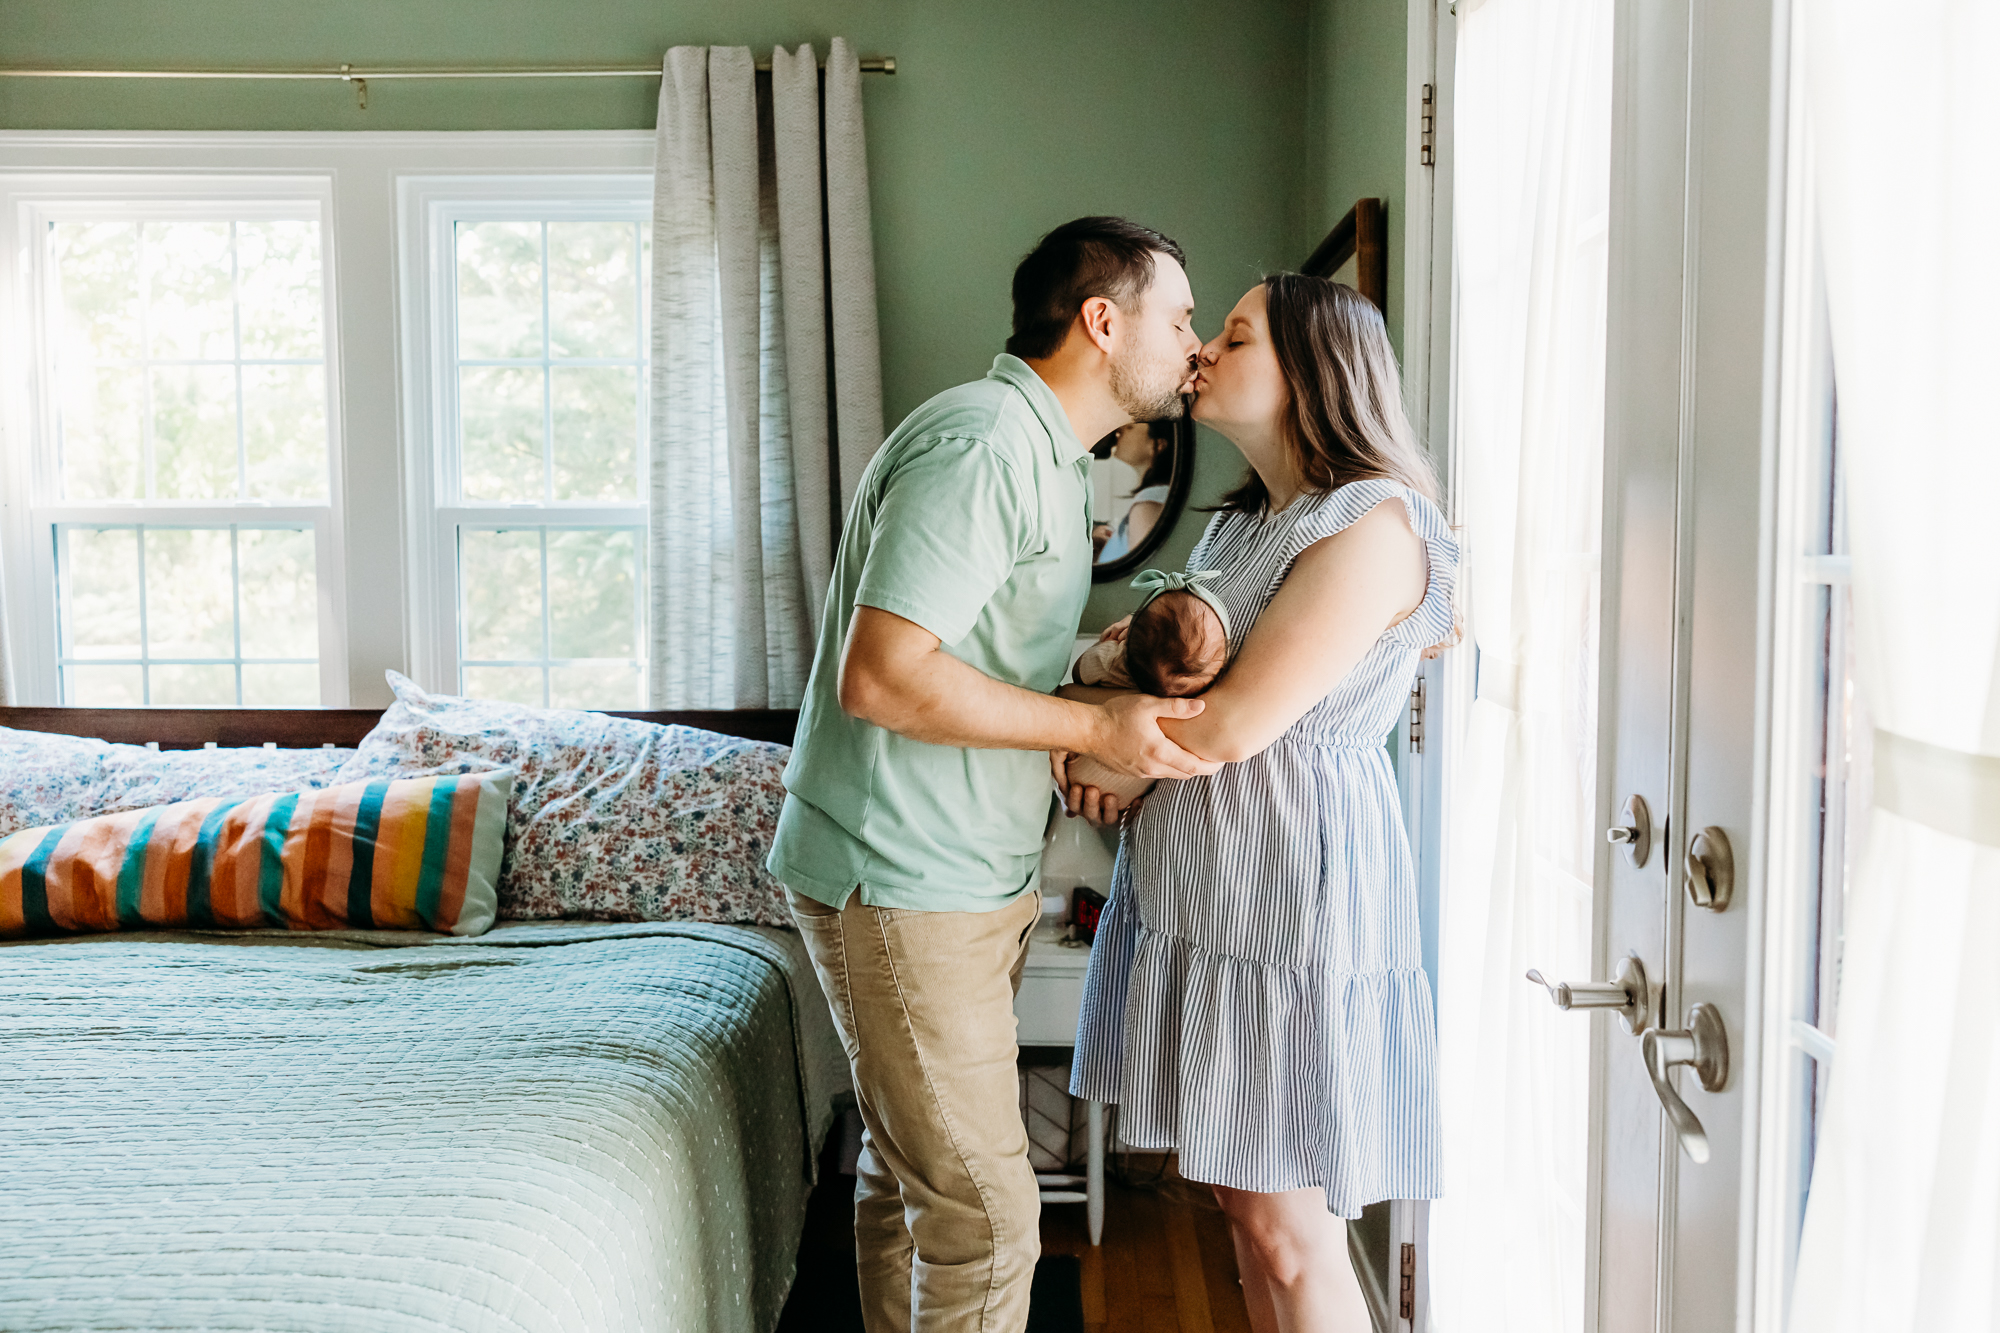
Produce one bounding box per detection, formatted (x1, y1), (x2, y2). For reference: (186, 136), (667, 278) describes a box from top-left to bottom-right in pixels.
(1005, 217), (1186, 361)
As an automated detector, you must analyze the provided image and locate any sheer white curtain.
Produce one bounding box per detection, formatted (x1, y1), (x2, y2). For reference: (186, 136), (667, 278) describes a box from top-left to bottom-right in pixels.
(1431, 0), (1613, 1328)
(0, 575), (12, 706)
(0, 553), (12, 706)
(1789, 3), (2000, 1329)
(650, 38), (884, 709)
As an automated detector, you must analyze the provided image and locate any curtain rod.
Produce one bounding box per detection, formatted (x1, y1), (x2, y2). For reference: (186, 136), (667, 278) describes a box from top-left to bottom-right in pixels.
(0, 56), (897, 81)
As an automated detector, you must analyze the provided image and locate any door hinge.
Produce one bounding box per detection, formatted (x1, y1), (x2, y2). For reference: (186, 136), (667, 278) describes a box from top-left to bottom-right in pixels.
(1400, 1241), (1416, 1321)
(1419, 84), (1436, 167)
(1408, 675), (1426, 754)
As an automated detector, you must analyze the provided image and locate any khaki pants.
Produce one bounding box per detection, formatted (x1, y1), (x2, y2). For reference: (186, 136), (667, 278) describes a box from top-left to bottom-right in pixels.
(787, 886), (1043, 1333)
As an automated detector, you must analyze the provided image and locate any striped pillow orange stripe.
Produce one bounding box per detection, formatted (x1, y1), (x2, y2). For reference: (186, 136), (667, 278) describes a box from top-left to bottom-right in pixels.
(0, 770), (510, 937)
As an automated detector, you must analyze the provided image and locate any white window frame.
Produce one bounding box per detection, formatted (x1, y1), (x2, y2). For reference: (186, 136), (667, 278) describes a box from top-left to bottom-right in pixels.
(0, 172), (348, 706)
(1750, 13), (1849, 1321)
(395, 173), (653, 700)
(0, 132), (656, 709)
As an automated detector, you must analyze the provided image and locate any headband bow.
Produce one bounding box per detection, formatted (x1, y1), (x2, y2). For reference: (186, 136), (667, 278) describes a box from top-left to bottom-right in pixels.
(1129, 568), (1233, 639)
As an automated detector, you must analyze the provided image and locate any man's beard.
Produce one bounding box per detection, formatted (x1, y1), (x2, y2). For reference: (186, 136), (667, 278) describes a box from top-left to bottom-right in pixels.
(1109, 339), (1189, 423)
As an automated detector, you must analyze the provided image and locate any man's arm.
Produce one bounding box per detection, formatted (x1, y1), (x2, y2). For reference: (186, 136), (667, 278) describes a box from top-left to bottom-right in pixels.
(838, 605), (1218, 781)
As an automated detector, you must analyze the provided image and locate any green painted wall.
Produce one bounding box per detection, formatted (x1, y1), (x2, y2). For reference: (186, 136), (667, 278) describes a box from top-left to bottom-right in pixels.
(0, 0), (1312, 632)
(1303, 0), (1409, 354)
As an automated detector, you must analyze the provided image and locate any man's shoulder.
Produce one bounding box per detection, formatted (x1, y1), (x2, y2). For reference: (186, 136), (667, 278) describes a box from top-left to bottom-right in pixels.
(880, 374), (1048, 468)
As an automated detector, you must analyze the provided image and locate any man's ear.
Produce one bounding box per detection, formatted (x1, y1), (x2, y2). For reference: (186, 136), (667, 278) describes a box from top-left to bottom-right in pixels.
(1076, 294), (1119, 357)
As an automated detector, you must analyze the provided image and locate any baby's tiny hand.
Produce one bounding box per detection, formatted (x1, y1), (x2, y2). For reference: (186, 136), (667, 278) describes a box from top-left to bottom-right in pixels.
(1099, 615), (1132, 644)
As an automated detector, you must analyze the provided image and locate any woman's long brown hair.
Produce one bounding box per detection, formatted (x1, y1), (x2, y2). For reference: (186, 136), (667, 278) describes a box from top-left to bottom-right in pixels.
(1214, 273), (1439, 513)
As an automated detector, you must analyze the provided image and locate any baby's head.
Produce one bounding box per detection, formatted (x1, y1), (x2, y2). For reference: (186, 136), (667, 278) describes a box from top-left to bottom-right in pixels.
(1124, 590), (1229, 697)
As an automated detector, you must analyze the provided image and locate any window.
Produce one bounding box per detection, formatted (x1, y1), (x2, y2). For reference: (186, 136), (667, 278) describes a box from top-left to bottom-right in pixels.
(3, 181), (343, 706)
(1758, 293), (1859, 1324)
(1753, 60), (1867, 1318)
(402, 179), (652, 709)
(1797, 399), (1861, 1215)
(0, 139), (658, 708)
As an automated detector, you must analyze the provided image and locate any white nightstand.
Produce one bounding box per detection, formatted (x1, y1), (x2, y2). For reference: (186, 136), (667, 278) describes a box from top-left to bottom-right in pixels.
(1014, 920), (1106, 1245)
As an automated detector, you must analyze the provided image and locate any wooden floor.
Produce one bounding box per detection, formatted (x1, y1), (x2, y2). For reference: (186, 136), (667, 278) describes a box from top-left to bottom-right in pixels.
(1041, 1157), (1255, 1333)
(777, 1140), (1252, 1332)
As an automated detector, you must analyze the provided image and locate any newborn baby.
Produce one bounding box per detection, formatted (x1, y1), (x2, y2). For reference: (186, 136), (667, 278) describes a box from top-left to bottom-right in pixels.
(1065, 570), (1231, 805)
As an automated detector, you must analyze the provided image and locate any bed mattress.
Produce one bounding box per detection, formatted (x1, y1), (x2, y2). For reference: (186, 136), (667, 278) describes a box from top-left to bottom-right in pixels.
(0, 921), (849, 1333)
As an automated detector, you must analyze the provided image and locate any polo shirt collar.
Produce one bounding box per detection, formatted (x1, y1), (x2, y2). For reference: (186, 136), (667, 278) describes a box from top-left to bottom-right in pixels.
(987, 354), (1087, 467)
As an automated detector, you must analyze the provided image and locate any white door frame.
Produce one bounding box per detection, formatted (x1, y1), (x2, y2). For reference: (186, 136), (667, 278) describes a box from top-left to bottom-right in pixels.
(1393, 0), (1457, 1327)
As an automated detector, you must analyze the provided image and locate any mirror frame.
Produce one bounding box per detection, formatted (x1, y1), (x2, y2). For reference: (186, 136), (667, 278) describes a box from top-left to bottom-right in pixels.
(1301, 197), (1388, 305)
(1089, 413), (1199, 583)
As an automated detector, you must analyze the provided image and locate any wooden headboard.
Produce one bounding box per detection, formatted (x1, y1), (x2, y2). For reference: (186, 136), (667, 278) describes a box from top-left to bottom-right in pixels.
(0, 707), (798, 750)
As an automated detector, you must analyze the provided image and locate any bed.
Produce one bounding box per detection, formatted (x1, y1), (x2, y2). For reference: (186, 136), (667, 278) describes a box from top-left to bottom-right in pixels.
(0, 705), (846, 1333)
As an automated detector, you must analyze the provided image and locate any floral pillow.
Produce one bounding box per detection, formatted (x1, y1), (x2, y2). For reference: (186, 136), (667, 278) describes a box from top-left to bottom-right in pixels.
(336, 672), (792, 927)
(0, 728), (354, 839)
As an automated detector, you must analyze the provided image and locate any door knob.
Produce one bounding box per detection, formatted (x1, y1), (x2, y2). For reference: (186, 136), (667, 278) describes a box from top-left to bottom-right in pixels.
(1525, 953), (1651, 1034)
(1684, 826), (1734, 911)
(1605, 794), (1652, 868)
(1642, 1002), (1729, 1163)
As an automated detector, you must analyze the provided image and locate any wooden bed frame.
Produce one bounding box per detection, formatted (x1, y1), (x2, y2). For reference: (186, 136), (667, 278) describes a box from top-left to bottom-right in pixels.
(0, 706), (799, 749)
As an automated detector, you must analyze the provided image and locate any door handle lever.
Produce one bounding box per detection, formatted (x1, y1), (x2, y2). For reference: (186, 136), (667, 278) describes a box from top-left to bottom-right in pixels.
(1524, 953), (1651, 1034)
(1642, 1002), (1729, 1163)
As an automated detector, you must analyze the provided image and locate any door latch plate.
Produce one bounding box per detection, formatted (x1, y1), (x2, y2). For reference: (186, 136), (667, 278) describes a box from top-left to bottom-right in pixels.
(1606, 794), (1652, 868)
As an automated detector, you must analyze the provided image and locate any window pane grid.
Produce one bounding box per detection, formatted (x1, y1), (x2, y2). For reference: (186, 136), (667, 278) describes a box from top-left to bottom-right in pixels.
(54, 522), (320, 707)
(452, 218), (648, 507)
(48, 218), (330, 505)
(456, 523), (644, 710)
(542, 221), (556, 505)
(449, 211), (648, 710)
(230, 220), (245, 498)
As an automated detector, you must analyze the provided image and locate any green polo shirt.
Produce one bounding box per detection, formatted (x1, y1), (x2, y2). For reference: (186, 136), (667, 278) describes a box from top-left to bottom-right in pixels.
(768, 354), (1094, 912)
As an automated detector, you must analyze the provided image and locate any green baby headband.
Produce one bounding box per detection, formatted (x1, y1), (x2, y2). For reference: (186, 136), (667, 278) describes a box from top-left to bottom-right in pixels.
(1129, 568), (1233, 639)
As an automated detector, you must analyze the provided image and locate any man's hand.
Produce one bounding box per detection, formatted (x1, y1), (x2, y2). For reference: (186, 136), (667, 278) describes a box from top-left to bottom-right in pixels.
(1065, 783), (1133, 828)
(838, 606), (1218, 769)
(1088, 694), (1219, 780)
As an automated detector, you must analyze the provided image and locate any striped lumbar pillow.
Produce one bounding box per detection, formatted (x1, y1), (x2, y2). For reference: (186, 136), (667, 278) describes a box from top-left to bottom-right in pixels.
(0, 770), (510, 938)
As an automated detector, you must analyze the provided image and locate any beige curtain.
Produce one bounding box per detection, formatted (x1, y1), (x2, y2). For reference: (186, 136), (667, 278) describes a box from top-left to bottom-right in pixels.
(1787, 2), (2000, 1329)
(649, 38), (884, 710)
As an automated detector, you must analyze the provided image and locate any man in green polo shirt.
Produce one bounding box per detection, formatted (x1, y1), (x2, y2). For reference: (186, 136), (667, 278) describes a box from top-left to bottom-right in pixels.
(769, 217), (1213, 1331)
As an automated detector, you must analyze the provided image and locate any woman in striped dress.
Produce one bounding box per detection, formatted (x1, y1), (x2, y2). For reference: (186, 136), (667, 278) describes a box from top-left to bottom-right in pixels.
(1060, 274), (1457, 1333)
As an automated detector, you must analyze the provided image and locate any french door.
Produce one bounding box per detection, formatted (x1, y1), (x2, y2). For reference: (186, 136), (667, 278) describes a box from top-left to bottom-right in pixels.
(1573, 0), (1796, 1328)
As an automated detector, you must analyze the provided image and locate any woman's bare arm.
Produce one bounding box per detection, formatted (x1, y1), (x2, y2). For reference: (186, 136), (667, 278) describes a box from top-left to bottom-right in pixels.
(1124, 499), (1165, 546)
(1158, 499), (1428, 763)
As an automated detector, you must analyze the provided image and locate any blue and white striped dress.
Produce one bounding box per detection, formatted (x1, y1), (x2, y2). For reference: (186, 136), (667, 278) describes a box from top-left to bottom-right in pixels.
(1069, 478), (1456, 1219)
